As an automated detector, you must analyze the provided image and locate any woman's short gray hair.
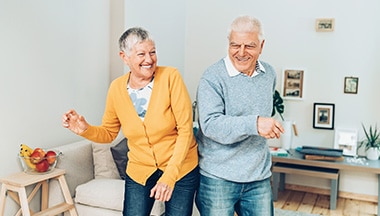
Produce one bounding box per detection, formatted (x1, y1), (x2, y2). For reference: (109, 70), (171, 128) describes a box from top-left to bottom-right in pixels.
(119, 27), (154, 56)
(228, 15), (265, 42)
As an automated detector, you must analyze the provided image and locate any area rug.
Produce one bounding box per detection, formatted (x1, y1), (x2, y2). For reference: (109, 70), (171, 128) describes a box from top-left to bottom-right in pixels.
(275, 208), (320, 216)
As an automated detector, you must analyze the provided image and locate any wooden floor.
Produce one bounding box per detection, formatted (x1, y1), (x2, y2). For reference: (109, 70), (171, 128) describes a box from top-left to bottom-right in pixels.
(274, 189), (378, 216)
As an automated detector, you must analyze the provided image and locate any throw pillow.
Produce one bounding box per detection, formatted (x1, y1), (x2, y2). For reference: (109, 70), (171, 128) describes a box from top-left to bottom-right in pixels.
(92, 142), (120, 179)
(110, 138), (128, 180)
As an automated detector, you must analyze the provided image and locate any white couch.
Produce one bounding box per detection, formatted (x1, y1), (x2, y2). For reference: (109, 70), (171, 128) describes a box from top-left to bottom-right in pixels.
(47, 136), (165, 216)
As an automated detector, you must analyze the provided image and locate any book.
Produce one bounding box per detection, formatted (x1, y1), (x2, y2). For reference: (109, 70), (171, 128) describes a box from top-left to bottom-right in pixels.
(304, 154), (344, 161)
(297, 146), (343, 157)
(270, 147), (288, 157)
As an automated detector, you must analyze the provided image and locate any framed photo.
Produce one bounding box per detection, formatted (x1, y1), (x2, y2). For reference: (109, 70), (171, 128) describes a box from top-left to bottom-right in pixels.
(313, 103), (335, 130)
(334, 128), (358, 156)
(344, 77), (359, 94)
(282, 69), (304, 100)
(315, 18), (335, 32)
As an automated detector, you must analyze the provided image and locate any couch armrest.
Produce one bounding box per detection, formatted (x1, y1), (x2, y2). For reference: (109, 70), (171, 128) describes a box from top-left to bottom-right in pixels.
(54, 139), (94, 196)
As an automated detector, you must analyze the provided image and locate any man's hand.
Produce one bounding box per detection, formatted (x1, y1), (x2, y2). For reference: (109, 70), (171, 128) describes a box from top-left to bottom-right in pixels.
(62, 109), (89, 134)
(150, 182), (173, 202)
(257, 116), (284, 139)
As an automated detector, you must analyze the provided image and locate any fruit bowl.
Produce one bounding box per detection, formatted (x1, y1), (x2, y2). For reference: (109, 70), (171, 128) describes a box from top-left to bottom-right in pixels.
(18, 150), (62, 174)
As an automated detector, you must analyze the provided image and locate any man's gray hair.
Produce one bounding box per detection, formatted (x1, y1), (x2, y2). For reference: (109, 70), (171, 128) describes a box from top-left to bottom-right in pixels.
(119, 27), (154, 56)
(228, 15), (265, 42)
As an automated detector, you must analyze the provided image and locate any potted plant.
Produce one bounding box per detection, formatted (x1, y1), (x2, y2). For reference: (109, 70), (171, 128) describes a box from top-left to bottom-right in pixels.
(359, 123), (380, 160)
(271, 90), (295, 149)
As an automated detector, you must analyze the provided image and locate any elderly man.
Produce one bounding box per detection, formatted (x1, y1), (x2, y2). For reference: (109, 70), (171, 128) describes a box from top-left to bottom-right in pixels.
(195, 15), (284, 216)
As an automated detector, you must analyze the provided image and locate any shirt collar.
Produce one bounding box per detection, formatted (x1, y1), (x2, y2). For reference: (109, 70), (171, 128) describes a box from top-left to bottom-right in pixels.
(223, 56), (265, 77)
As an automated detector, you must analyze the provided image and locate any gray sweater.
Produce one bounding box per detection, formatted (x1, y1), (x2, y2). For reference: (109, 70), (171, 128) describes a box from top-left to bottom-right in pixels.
(196, 58), (276, 182)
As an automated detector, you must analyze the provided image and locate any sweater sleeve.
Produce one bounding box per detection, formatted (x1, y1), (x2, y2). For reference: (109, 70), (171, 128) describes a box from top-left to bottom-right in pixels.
(197, 76), (258, 145)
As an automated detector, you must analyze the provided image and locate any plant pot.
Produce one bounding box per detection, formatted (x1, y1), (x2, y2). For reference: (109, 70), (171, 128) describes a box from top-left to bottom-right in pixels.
(280, 120), (293, 150)
(366, 147), (379, 160)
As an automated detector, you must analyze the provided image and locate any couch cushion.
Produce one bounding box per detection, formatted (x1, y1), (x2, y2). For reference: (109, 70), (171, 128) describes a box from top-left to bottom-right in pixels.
(75, 179), (166, 215)
(92, 143), (120, 179)
(75, 179), (124, 211)
(110, 138), (128, 180)
(75, 203), (122, 216)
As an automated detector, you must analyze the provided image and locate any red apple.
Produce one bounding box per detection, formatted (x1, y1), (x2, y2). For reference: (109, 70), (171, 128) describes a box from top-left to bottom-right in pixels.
(34, 148), (46, 157)
(45, 151), (57, 165)
(35, 159), (50, 172)
(30, 151), (43, 164)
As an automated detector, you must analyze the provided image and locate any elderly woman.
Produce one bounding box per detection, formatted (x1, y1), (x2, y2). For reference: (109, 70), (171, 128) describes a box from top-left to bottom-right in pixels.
(62, 27), (198, 216)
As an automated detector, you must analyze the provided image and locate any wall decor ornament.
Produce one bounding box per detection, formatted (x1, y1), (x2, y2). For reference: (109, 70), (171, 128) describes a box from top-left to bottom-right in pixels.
(315, 18), (335, 32)
(344, 76), (359, 94)
(313, 103), (335, 130)
(282, 68), (304, 100)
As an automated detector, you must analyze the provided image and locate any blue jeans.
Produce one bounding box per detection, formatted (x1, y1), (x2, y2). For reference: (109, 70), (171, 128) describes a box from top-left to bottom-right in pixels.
(195, 174), (273, 216)
(123, 167), (199, 216)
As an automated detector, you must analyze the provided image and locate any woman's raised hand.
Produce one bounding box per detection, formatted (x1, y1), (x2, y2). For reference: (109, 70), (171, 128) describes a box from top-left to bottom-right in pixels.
(62, 109), (89, 134)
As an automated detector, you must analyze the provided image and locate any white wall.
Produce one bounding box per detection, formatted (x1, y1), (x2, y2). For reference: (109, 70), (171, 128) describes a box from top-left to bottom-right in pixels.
(0, 0), (110, 179)
(110, 0), (126, 81)
(124, 0), (186, 75)
(126, 0), (380, 196)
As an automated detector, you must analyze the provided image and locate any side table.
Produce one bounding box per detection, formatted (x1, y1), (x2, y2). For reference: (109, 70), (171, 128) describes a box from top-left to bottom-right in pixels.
(0, 168), (77, 216)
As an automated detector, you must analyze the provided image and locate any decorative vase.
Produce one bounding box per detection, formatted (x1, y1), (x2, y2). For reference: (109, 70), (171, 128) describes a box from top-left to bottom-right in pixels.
(281, 120), (293, 150)
(366, 147), (379, 160)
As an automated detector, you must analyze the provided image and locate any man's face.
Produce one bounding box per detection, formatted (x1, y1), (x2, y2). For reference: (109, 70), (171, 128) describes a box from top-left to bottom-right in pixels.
(120, 40), (157, 78)
(228, 31), (264, 76)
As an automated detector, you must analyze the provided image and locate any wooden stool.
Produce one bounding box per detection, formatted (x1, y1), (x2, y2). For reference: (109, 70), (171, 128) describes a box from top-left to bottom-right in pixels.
(0, 168), (77, 216)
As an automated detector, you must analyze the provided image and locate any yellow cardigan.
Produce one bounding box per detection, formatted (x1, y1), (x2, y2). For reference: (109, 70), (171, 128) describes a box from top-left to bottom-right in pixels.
(80, 66), (198, 189)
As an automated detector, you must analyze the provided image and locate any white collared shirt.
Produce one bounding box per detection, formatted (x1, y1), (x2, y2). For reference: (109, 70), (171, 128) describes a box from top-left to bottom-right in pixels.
(223, 56), (265, 77)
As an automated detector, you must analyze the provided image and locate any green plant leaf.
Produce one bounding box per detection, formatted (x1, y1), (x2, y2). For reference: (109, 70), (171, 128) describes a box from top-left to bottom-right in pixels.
(272, 90), (284, 121)
(361, 123), (380, 150)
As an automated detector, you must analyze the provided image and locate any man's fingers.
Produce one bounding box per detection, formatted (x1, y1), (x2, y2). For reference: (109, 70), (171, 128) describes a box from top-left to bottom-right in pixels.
(275, 122), (285, 133)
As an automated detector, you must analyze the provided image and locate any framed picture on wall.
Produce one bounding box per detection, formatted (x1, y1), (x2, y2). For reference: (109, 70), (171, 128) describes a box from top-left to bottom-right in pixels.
(315, 18), (335, 32)
(334, 128), (358, 156)
(282, 69), (304, 100)
(313, 103), (335, 130)
(344, 77), (359, 94)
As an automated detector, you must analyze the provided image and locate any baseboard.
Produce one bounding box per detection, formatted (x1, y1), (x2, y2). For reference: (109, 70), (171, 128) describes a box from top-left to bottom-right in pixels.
(284, 183), (378, 203)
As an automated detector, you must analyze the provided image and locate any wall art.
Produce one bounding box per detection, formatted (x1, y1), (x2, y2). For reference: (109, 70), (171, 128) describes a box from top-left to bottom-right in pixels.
(313, 103), (335, 130)
(344, 76), (358, 94)
(316, 18), (335, 32)
(282, 69), (304, 100)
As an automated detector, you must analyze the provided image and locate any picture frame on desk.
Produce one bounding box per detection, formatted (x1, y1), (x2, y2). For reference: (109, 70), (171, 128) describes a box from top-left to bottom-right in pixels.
(313, 103), (335, 130)
(334, 128), (358, 156)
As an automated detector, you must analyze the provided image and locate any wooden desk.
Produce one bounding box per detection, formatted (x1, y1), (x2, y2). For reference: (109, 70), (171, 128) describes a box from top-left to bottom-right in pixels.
(0, 168), (77, 216)
(272, 149), (380, 215)
(272, 162), (339, 209)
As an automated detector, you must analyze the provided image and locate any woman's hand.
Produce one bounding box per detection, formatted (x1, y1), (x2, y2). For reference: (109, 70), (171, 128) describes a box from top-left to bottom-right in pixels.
(62, 109), (89, 134)
(150, 182), (173, 202)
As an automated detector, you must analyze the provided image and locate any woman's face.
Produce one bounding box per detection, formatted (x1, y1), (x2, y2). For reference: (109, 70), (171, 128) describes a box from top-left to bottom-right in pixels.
(120, 40), (157, 79)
